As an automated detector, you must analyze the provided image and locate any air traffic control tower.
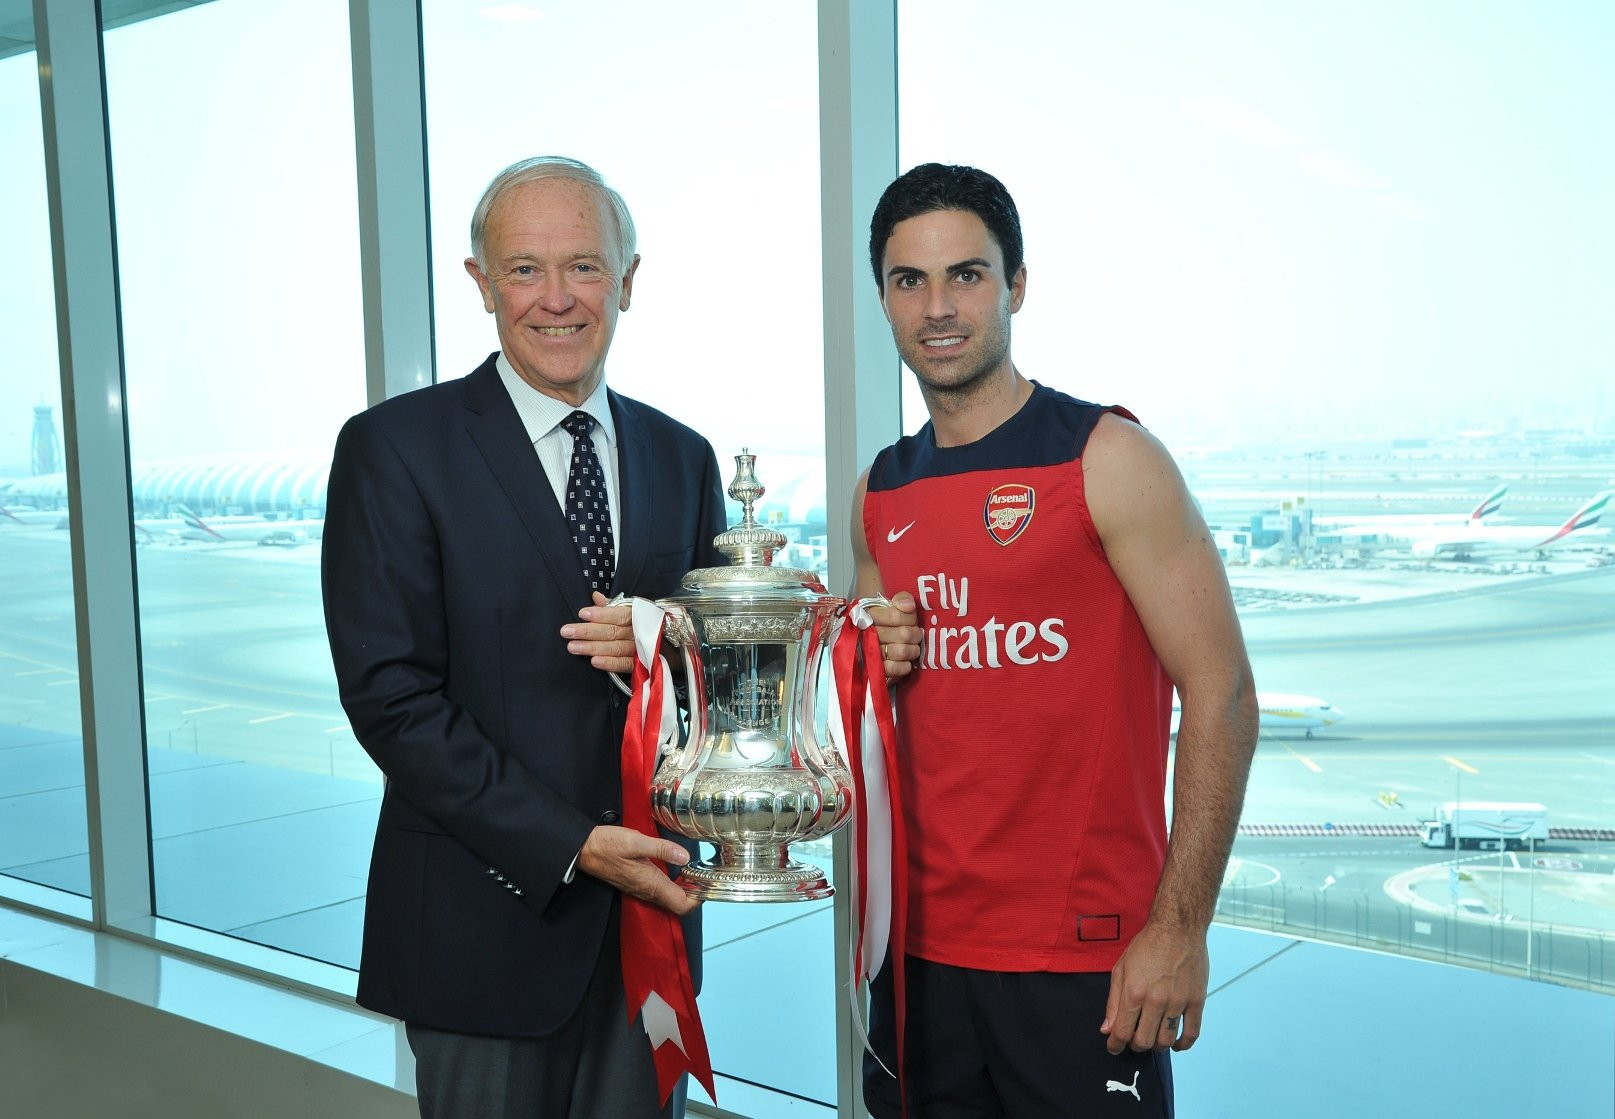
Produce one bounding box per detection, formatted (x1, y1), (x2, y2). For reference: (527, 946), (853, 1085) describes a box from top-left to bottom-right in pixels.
(31, 404), (59, 476)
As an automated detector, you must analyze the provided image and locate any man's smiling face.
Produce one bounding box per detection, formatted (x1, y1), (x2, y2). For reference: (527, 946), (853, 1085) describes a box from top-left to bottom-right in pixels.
(465, 178), (639, 405)
(879, 207), (1025, 396)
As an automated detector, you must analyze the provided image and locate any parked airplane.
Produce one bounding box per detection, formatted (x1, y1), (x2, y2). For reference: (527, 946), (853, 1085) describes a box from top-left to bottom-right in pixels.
(0, 505), (67, 527)
(1407, 491), (1609, 560)
(1312, 484), (1508, 535)
(1255, 692), (1348, 736)
(131, 503), (322, 546)
(1249, 542), (1288, 567)
(174, 503), (323, 545)
(1171, 692), (1345, 738)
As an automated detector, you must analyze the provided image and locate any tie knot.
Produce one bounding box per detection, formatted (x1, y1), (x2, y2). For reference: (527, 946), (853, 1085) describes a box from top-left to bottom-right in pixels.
(561, 410), (595, 441)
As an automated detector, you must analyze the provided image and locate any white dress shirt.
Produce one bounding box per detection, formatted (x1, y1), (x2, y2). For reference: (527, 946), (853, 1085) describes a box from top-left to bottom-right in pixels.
(495, 353), (622, 548)
(495, 353), (623, 884)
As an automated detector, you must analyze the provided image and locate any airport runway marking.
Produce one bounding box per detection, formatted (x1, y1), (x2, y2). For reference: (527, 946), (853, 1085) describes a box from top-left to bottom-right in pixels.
(1222, 857), (1282, 889)
(1269, 850), (1410, 859)
(247, 712), (297, 725)
(1441, 755), (1479, 774)
(15, 667), (64, 677)
(46, 678), (78, 687)
(182, 704), (230, 715)
(325, 725), (350, 735)
(1281, 744), (1322, 772)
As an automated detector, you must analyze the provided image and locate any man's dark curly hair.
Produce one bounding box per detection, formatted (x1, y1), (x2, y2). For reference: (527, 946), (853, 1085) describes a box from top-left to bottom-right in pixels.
(868, 163), (1024, 289)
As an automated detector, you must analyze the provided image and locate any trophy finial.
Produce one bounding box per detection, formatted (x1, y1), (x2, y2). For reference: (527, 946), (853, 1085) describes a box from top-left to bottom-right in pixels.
(728, 448), (763, 523)
(714, 450), (788, 567)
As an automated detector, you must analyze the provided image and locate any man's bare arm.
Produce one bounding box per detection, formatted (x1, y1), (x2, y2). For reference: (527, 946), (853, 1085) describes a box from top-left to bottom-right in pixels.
(1084, 414), (1259, 1055)
(850, 469), (922, 679)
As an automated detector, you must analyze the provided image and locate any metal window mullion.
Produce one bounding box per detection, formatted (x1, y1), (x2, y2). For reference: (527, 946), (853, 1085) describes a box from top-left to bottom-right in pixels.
(818, 2), (901, 1116)
(35, 0), (154, 928)
(350, 0), (434, 403)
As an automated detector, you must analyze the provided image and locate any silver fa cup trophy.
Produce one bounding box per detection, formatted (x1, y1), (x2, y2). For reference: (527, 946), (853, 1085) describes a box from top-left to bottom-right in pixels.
(650, 452), (854, 901)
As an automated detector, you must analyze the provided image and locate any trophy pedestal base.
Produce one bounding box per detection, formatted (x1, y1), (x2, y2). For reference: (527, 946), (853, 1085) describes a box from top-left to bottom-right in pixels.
(676, 844), (832, 902)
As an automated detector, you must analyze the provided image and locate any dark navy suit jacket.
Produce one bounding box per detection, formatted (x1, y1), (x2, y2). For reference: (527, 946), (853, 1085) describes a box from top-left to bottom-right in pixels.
(322, 354), (726, 1035)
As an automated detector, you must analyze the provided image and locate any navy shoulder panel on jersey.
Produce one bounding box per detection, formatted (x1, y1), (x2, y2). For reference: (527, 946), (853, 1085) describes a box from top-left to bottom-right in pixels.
(869, 383), (1135, 493)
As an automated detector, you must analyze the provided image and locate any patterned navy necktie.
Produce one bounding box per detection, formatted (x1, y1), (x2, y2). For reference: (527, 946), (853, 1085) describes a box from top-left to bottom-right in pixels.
(560, 410), (615, 594)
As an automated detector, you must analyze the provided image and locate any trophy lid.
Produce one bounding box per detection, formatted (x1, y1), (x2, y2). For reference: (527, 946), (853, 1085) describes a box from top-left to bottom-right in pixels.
(672, 450), (834, 600)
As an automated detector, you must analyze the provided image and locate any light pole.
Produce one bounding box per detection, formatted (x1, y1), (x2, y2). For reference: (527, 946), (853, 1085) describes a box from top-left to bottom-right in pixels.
(1450, 766), (1463, 948)
(1453, 765), (1461, 854)
(1303, 450), (1324, 560)
(1527, 847), (1536, 978)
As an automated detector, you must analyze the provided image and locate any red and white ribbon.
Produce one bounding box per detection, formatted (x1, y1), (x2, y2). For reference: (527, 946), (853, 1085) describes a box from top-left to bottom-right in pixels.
(828, 599), (907, 1099)
(617, 598), (716, 1105)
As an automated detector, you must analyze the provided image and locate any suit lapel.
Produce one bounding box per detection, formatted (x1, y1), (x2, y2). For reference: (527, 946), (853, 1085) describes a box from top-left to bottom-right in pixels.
(608, 390), (651, 595)
(460, 358), (592, 600)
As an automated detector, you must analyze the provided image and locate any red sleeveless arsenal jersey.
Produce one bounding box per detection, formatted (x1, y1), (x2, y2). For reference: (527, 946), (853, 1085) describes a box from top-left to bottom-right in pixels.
(863, 384), (1173, 972)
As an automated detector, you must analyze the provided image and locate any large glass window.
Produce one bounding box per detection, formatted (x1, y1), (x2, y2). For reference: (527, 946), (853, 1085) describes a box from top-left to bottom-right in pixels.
(898, 0), (1614, 990)
(423, 1), (828, 578)
(101, 0), (371, 965)
(0, 18), (89, 906)
(422, 3), (830, 1110)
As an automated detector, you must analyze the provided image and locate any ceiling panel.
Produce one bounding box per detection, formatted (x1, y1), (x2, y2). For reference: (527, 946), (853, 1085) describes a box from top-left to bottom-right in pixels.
(0, 0), (217, 61)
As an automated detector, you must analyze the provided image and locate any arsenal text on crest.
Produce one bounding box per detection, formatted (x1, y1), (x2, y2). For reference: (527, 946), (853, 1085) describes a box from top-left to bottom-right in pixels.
(984, 483), (1035, 546)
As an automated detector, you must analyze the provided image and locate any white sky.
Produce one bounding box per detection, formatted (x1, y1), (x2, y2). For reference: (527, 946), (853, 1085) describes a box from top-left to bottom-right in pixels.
(1, 0), (1610, 477)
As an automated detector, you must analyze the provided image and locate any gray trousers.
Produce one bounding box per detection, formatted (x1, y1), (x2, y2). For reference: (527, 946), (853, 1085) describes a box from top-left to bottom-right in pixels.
(407, 940), (687, 1119)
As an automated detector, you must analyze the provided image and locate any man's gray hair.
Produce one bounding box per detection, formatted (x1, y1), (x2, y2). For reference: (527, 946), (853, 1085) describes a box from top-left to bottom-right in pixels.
(469, 156), (637, 274)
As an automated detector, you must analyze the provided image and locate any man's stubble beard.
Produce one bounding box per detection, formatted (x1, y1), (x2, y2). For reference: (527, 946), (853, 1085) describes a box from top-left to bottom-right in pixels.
(907, 319), (1013, 418)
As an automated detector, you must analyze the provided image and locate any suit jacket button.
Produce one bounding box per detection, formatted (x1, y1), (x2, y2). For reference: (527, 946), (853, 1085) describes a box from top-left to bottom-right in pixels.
(600, 809), (621, 825)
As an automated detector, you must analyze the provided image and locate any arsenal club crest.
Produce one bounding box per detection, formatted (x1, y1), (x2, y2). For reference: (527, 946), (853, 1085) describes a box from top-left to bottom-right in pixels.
(984, 483), (1035, 546)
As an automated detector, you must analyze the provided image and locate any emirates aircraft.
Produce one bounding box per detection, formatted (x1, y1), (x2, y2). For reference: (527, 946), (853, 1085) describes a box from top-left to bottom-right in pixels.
(135, 503), (323, 546)
(1407, 491), (1609, 560)
(1310, 484), (1508, 535)
(0, 505), (67, 527)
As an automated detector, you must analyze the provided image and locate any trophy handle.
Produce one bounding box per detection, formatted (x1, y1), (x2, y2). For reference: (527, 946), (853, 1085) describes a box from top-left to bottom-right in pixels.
(665, 604), (705, 767)
(605, 595), (687, 702)
(598, 593), (632, 696)
(845, 594), (894, 625)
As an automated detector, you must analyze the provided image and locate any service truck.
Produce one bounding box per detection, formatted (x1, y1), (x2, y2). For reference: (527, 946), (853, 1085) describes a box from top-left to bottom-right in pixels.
(1419, 801), (1549, 850)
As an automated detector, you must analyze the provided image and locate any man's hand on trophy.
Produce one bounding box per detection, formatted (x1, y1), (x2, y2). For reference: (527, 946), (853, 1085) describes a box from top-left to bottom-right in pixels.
(579, 825), (700, 916)
(562, 591), (637, 676)
(869, 590), (922, 683)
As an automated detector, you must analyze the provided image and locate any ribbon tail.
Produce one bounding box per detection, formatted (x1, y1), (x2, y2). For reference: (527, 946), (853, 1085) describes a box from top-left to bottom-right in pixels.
(857, 681), (893, 978)
(830, 611), (887, 1072)
(624, 897), (717, 1104)
(864, 622), (909, 1113)
(617, 599), (716, 1106)
(833, 599), (909, 1104)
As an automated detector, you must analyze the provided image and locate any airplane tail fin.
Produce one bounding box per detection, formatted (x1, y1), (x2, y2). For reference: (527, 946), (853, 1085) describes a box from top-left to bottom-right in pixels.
(1469, 483), (1507, 522)
(1532, 491), (1609, 547)
(174, 502), (226, 541)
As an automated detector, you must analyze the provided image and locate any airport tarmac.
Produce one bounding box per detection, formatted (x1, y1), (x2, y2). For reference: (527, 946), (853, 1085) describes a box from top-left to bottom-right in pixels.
(3, 527), (1613, 887)
(4, 510), (1615, 1114)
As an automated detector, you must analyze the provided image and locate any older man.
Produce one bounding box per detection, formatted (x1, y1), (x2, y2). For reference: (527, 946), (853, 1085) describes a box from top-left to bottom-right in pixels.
(323, 157), (726, 1119)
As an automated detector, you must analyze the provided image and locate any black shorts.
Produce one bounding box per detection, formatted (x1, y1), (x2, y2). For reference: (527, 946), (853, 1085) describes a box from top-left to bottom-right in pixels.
(863, 955), (1173, 1119)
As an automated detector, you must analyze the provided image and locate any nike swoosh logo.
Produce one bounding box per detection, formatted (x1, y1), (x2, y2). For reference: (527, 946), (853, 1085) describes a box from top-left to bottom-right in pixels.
(887, 521), (916, 543)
